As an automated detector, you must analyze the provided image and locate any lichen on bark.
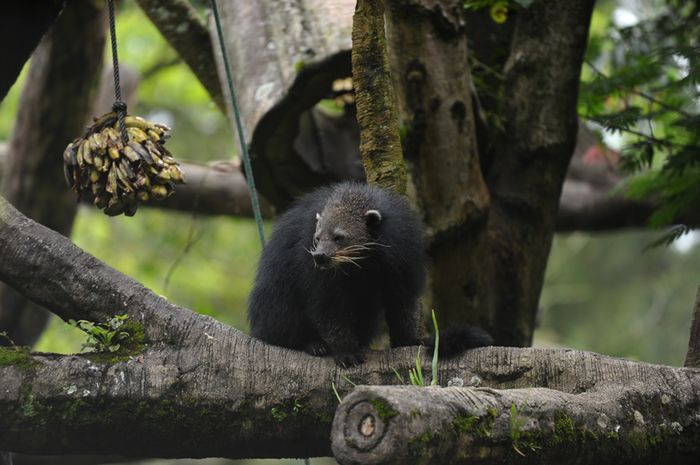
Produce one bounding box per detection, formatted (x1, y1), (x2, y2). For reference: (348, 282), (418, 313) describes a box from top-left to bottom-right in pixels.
(351, 0), (407, 194)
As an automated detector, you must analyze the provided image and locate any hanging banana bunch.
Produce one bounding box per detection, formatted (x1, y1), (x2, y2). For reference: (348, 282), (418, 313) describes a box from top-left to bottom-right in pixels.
(63, 111), (185, 216)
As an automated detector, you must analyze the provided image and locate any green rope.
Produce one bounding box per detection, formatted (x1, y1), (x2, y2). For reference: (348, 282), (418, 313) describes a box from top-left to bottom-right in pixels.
(211, 0), (266, 248)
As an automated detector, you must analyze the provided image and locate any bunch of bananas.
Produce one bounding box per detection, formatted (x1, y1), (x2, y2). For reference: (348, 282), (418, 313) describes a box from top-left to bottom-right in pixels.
(63, 112), (185, 216)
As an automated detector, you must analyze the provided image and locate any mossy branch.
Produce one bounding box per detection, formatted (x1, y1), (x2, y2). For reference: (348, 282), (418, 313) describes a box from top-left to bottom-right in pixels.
(332, 384), (700, 465)
(351, 0), (407, 194)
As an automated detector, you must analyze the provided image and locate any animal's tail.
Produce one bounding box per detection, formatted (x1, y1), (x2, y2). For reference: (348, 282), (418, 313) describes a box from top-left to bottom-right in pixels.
(423, 325), (494, 357)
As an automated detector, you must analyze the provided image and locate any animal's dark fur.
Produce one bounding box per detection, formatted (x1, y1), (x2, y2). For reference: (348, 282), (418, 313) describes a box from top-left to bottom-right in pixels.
(248, 182), (491, 367)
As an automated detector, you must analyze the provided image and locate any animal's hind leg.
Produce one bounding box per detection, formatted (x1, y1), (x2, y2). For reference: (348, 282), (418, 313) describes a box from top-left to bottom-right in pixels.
(384, 298), (422, 347)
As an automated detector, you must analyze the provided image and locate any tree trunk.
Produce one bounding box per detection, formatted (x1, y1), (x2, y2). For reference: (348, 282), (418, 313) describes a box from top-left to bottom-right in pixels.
(0, 0), (106, 347)
(385, 0), (594, 346)
(384, 0), (491, 330)
(484, 0), (595, 345)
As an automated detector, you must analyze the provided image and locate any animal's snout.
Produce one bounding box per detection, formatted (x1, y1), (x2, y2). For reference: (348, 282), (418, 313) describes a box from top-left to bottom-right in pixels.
(311, 250), (330, 267)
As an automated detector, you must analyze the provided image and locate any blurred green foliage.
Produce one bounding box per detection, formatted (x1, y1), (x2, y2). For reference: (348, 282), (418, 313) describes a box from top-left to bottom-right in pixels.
(538, 232), (697, 366)
(580, 0), (700, 231)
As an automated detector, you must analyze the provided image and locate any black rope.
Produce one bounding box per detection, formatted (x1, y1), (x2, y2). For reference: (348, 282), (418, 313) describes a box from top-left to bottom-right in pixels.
(107, 0), (128, 144)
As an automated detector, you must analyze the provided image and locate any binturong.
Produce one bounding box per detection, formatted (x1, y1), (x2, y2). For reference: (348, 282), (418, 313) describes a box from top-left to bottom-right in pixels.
(247, 182), (493, 367)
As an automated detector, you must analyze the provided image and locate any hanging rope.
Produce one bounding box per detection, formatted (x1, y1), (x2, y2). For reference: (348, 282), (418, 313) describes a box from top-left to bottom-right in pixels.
(106, 0), (129, 145)
(211, 0), (266, 248)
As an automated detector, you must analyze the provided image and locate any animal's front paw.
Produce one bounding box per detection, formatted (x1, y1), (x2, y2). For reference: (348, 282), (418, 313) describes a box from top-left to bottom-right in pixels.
(304, 340), (329, 356)
(333, 352), (366, 368)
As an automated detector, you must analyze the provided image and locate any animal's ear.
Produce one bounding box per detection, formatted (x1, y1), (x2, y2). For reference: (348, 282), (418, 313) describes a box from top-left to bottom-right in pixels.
(316, 212), (321, 221)
(365, 209), (382, 229)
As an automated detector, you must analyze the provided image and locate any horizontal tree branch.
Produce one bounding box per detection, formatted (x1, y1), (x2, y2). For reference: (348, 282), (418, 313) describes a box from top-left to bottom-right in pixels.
(1, 342), (699, 459)
(555, 179), (657, 231)
(154, 161), (275, 218)
(332, 382), (700, 465)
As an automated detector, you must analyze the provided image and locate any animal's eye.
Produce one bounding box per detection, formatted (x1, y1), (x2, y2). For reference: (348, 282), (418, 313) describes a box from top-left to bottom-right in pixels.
(333, 234), (345, 243)
(314, 234), (320, 243)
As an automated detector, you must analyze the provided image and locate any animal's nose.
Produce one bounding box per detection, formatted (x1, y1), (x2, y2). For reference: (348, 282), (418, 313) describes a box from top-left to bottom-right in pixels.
(312, 251), (330, 266)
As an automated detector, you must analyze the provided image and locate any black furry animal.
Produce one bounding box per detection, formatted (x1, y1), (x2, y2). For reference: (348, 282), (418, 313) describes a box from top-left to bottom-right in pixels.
(247, 182), (492, 367)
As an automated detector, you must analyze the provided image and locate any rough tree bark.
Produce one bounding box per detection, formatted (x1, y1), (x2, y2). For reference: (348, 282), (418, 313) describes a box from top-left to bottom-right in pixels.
(332, 381), (700, 465)
(351, 0), (406, 194)
(382, 0), (594, 345)
(1, 196), (699, 461)
(209, 0), (359, 208)
(485, 0), (595, 345)
(384, 0), (491, 326)
(0, 0), (106, 347)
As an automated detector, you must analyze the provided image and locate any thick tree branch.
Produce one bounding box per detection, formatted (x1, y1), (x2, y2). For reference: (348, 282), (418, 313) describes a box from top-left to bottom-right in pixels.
(135, 0), (225, 113)
(555, 180), (656, 232)
(154, 161), (275, 218)
(332, 382), (700, 465)
(2, 339), (699, 459)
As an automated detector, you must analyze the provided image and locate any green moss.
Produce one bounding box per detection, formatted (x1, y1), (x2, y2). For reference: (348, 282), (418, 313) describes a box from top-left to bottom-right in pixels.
(551, 411), (575, 444)
(419, 432), (434, 444)
(294, 60), (306, 72)
(369, 398), (397, 423)
(121, 320), (145, 350)
(0, 346), (41, 369)
(453, 414), (479, 433)
(627, 429), (665, 451)
(270, 398), (308, 422)
(453, 411), (496, 439)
